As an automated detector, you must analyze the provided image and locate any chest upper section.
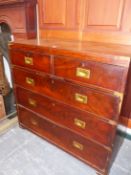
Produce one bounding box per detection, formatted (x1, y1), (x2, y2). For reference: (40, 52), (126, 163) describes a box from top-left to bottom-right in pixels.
(9, 43), (130, 94)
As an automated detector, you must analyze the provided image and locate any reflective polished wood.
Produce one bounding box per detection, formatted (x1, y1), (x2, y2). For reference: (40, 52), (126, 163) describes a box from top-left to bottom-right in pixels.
(9, 39), (130, 175)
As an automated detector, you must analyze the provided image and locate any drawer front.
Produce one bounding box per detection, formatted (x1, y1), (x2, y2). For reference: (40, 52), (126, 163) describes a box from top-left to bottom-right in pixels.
(54, 56), (127, 92)
(18, 106), (109, 171)
(13, 68), (120, 120)
(10, 50), (50, 73)
(16, 87), (116, 147)
(13, 67), (40, 91)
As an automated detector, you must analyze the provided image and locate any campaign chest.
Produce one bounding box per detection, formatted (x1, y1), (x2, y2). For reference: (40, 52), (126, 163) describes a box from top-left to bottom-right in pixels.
(9, 39), (130, 175)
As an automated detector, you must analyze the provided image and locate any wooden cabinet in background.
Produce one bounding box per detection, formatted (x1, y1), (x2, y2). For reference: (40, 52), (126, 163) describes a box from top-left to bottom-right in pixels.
(39, 0), (131, 44)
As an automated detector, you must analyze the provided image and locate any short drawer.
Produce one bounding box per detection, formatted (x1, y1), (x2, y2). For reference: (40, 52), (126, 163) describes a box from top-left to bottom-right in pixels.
(18, 106), (109, 171)
(13, 68), (121, 120)
(54, 56), (128, 92)
(16, 87), (116, 147)
(10, 49), (50, 73)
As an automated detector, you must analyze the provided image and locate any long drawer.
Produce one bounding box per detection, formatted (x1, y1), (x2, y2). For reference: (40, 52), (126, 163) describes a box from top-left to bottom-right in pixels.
(16, 87), (116, 147)
(18, 106), (110, 171)
(13, 67), (121, 120)
(10, 49), (51, 73)
(54, 56), (128, 92)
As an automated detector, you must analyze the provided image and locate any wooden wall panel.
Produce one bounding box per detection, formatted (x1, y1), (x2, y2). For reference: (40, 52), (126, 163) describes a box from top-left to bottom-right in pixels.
(121, 0), (131, 32)
(39, 0), (81, 30)
(43, 0), (66, 26)
(84, 0), (124, 30)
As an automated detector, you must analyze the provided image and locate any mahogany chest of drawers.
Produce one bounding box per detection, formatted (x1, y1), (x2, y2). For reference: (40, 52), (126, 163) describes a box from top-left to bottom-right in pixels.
(9, 39), (130, 175)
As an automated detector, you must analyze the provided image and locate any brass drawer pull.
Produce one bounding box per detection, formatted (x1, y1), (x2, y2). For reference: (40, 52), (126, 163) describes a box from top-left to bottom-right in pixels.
(26, 77), (35, 86)
(30, 118), (38, 126)
(73, 141), (84, 151)
(74, 118), (86, 129)
(76, 68), (90, 79)
(75, 93), (88, 104)
(28, 98), (37, 107)
(24, 56), (33, 65)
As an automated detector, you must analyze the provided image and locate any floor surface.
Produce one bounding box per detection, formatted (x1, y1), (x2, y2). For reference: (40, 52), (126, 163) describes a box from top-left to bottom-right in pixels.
(0, 126), (131, 175)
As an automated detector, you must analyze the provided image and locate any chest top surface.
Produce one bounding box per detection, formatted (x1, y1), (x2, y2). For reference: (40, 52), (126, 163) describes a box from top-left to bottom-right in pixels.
(9, 39), (131, 68)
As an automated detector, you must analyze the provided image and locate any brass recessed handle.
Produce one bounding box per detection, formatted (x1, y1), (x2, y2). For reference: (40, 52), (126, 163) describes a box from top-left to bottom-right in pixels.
(73, 141), (84, 151)
(28, 98), (37, 107)
(75, 93), (88, 104)
(74, 118), (86, 129)
(76, 68), (90, 79)
(30, 118), (38, 126)
(26, 77), (35, 86)
(24, 56), (33, 65)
